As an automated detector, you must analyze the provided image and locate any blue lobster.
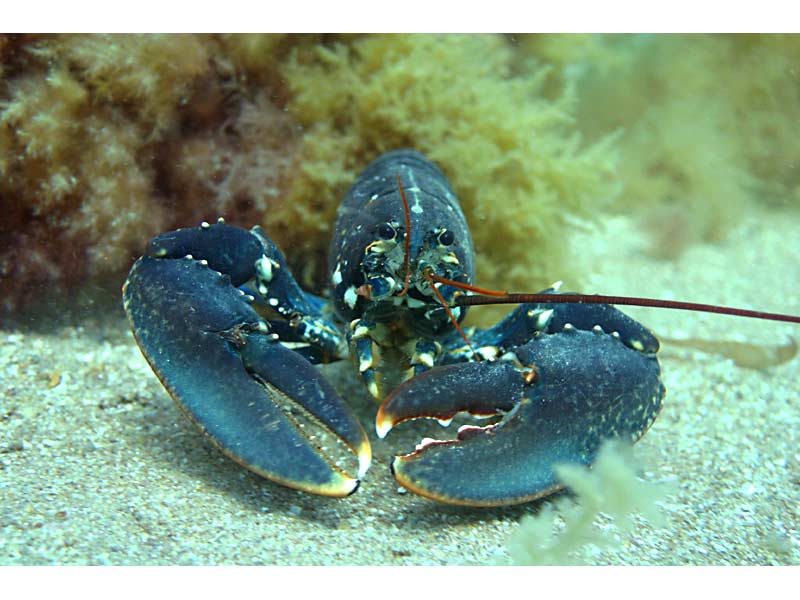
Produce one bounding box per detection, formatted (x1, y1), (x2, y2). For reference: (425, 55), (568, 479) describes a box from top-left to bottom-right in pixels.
(123, 150), (665, 506)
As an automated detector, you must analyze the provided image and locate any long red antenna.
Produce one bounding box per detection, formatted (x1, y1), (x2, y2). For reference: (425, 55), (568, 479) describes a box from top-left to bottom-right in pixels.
(456, 292), (800, 324)
(427, 272), (508, 297)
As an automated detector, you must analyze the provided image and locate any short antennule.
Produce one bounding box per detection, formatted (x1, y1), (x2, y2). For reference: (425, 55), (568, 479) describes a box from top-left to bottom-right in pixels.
(395, 174), (412, 297)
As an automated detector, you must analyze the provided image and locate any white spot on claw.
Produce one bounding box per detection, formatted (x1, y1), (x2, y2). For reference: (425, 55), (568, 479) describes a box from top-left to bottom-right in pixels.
(344, 286), (359, 309)
(416, 437), (438, 450)
(255, 256), (274, 283)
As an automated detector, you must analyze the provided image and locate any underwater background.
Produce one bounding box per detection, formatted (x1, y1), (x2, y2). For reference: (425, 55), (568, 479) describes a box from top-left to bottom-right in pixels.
(1, 34), (798, 564)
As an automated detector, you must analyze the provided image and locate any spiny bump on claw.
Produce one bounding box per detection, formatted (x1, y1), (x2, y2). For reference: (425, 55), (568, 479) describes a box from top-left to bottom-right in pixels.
(536, 309), (554, 330)
(255, 256), (275, 284)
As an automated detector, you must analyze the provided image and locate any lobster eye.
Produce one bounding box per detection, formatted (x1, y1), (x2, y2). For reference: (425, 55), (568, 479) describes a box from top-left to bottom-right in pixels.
(437, 229), (455, 246)
(377, 223), (396, 240)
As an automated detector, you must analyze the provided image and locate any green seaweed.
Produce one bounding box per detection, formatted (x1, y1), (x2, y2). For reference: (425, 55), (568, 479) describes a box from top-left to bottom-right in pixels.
(528, 34), (800, 257)
(281, 34), (619, 323)
(1, 33), (618, 321)
(4, 34), (797, 317)
(505, 440), (677, 565)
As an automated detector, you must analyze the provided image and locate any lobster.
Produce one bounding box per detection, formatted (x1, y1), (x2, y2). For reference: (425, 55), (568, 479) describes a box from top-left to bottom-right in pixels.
(122, 149), (799, 507)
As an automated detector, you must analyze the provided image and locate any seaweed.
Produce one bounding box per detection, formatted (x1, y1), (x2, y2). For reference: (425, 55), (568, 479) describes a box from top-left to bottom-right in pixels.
(528, 34), (800, 257)
(281, 34), (620, 321)
(505, 440), (676, 565)
(1, 33), (618, 322)
(0, 34), (295, 314)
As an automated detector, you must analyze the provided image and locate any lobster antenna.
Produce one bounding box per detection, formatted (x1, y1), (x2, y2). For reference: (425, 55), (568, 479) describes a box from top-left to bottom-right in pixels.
(427, 272), (509, 297)
(395, 174), (413, 297)
(456, 292), (800, 324)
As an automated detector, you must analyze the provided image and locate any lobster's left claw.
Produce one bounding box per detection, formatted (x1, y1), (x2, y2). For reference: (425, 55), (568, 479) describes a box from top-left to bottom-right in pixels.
(377, 329), (664, 506)
(124, 255), (371, 497)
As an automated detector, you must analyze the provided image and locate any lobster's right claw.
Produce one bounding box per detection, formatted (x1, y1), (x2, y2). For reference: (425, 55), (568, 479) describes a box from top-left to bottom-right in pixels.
(376, 329), (664, 506)
(123, 254), (371, 497)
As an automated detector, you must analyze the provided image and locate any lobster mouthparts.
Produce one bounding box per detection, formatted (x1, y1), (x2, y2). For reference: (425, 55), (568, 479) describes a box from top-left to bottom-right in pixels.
(376, 329), (665, 506)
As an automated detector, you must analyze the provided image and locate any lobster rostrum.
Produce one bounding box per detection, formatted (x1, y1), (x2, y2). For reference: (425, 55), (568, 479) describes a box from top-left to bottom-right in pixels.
(123, 150), (799, 507)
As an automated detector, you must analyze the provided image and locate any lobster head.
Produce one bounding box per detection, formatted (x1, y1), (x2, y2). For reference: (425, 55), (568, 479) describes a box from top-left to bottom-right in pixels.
(328, 150), (476, 336)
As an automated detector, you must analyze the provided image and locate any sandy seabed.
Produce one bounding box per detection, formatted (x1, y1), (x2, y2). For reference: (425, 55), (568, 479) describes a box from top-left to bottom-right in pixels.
(1, 208), (798, 565)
